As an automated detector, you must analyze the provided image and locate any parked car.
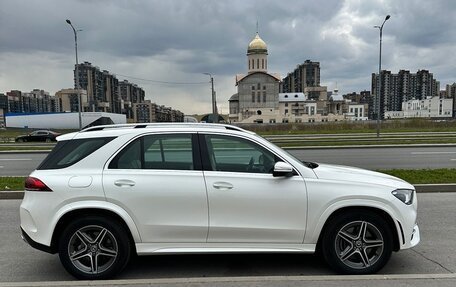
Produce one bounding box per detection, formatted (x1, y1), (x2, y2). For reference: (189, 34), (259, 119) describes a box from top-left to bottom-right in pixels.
(20, 123), (420, 279)
(15, 130), (60, 142)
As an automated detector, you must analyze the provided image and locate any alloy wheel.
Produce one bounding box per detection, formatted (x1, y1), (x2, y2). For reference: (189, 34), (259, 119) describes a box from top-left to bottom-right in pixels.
(67, 225), (118, 274)
(335, 220), (384, 269)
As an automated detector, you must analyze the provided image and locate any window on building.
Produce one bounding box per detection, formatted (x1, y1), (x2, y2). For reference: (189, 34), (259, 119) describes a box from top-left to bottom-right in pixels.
(263, 85), (266, 90)
(257, 59), (259, 69)
(257, 83), (261, 90)
(257, 94), (261, 102)
(262, 59), (264, 69)
(285, 109), (288, 114)
(263, 92), (266, 103)
(252, 85), (255, 90)
(248, 61), (250, 70)
(252, 92), (255, 102)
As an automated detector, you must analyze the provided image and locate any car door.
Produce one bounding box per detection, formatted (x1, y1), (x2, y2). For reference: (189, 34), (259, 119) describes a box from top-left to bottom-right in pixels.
(200, 133), (308, 243)
(102, 133), (208, 243)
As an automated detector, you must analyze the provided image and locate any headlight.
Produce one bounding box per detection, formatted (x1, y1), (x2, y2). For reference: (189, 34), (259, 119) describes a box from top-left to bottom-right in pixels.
(392, 189), (414, 205)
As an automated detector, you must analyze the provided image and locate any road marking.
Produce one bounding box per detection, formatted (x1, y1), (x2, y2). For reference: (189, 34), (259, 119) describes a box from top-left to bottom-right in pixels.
(0, 166), (3, 168)
(411, 152), (456, 155)
(0, 159), (33, 161)
(451, 159), (456, 161)
(0, 273), (455, 287)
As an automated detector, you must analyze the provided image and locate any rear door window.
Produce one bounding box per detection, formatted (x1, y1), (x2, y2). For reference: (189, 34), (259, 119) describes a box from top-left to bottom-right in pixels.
(38, 137), (115, 170)
(109, 134), (197, 170)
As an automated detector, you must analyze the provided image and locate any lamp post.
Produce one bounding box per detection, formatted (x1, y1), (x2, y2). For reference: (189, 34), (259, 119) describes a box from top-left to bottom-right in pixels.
(66, 19), (83, 130)
(374, 15), (390, 138)
(203, 73), (217, 123)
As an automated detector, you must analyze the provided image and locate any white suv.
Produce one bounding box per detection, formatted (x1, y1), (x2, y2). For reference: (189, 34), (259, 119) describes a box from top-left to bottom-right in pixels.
(20, 123), (420, 279)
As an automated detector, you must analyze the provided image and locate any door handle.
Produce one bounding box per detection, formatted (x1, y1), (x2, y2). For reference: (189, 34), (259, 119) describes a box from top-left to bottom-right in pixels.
(213, 182), (233, 190)
(114, 179), (136, 187)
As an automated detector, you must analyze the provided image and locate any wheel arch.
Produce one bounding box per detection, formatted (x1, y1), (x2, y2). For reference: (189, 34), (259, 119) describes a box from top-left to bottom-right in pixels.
(49, 206), (140, 254)
(315, 206), (401, 252)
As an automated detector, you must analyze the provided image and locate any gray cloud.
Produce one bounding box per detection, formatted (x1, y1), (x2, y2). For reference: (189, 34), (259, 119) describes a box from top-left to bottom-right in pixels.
(1, 0), (455, 114)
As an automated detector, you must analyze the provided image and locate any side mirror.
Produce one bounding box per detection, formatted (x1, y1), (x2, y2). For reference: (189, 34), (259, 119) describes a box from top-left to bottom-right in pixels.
(273, 161), (294, 177)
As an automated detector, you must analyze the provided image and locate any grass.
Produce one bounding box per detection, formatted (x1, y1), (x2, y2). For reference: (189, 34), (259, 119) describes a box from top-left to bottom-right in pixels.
(378, 169), (456, 184)
(0, 128), (76, 142)
(241, 118), (456, 135)
(0, 177), (25, 191)
(1, 169), (456, 191)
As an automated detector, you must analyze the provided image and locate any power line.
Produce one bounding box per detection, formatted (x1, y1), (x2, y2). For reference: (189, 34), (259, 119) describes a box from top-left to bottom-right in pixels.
(114, 73), (209, 85)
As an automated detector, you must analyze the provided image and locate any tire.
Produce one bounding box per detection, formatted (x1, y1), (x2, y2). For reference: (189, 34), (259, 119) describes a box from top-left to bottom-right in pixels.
(321, 211), (393, 274)
(17, 138), (23, 143)
(45, 138), (51, 143)
(58, 216), (131, 280)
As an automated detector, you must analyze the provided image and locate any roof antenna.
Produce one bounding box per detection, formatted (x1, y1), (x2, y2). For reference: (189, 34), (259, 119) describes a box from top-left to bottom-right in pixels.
(256, 19), (259, 34)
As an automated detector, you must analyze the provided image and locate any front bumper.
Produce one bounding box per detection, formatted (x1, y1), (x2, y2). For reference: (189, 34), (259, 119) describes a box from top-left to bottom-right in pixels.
(410, 224), (420, 248)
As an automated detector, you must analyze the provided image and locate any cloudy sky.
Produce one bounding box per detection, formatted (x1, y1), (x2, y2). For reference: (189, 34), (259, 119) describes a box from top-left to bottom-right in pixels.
(1, 0), (455, 114)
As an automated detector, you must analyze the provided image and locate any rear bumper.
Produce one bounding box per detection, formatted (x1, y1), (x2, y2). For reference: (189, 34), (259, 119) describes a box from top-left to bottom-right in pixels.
(21, 227), (55, 254)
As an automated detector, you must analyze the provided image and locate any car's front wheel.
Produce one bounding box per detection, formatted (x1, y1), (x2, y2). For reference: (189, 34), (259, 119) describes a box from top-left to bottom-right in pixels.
(58, 216), (131, 280)
(321, 211), (393, 274)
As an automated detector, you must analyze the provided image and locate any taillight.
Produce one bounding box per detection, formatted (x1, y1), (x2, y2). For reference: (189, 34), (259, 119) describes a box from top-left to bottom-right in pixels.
(25, 177), (53, 192)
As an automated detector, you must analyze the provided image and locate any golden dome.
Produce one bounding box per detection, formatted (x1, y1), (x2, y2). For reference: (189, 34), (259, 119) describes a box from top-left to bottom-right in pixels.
(247, 33), (267, 54)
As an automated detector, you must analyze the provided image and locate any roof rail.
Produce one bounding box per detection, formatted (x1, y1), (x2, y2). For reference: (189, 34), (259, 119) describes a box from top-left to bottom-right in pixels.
(80, 123), (252, 134)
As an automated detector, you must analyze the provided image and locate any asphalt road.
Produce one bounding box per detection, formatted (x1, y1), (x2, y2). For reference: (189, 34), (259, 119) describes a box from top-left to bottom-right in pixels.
(0, 193), (455, 284)
(1, 146), (456, 176)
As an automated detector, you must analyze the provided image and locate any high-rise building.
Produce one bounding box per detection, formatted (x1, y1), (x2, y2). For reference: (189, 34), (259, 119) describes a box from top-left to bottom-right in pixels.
(55, 89), (88, 112)
(371, 69), (439, 119)
(133, 100), (183, 123)
(119, 80), (145, 120)
(75, 62), (123, 113)
(3, 90), (59, 114)
(281, 60), (321, 93)
(447, 83), (456, 118)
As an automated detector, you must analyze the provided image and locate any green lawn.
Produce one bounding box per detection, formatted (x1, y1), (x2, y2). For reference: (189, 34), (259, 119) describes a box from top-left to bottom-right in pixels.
(1, 169), (456, 191)
(378, 169), (456, 184)
(0, 177), (25, 191)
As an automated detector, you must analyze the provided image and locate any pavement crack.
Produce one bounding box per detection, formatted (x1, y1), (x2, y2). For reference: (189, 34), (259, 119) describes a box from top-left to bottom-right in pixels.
(412, 249), (454, 273)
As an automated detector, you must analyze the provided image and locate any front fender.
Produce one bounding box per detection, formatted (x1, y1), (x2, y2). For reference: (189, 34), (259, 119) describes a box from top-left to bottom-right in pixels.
(305, 198), (403, 246)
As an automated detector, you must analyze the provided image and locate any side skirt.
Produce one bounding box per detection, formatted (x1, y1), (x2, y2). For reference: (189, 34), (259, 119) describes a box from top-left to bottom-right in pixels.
(136, 243), (316, 255)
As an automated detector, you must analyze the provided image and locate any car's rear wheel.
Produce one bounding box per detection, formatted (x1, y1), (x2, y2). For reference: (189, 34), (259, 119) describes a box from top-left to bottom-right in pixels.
(321, 211), (393, 274)
(17, 138), (23, 142)
(58, 216), (131, 280)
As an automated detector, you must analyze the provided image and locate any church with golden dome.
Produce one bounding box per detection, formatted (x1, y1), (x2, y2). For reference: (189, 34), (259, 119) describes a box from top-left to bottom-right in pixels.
(229, 32), (281, 123)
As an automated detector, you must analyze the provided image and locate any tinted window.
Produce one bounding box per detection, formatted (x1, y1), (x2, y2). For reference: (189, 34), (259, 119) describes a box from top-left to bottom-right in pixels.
(204, 135), (276, 174)
(38, 137), (115, 170)
(109, 134), (195, 170)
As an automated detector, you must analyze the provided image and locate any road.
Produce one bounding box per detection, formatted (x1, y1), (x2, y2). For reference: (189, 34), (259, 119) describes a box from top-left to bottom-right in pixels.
(0, 193), (455, 285)
(1, 146), (456, 176)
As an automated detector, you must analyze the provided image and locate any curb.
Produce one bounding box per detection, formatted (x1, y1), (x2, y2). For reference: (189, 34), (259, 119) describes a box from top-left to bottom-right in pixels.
(2, 143), (456, 153)
(0, 273), (455, 287)
(1, 184), (455, 200)
(0, 150), (51, 154)
(283, 143), (456, 150)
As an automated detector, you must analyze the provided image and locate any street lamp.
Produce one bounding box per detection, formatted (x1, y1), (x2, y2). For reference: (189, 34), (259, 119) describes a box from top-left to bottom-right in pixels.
(66, 19), (83, 130)
(203, 73), (217, 123)
(374, 14), (390, 138)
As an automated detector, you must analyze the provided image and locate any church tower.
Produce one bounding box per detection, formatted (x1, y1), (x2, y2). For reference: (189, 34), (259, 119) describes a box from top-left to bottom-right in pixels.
(247, 32), (268, 74)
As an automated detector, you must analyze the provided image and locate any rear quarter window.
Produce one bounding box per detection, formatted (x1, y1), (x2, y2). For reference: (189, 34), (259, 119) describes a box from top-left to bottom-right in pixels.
(37, 137), (115, 170)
